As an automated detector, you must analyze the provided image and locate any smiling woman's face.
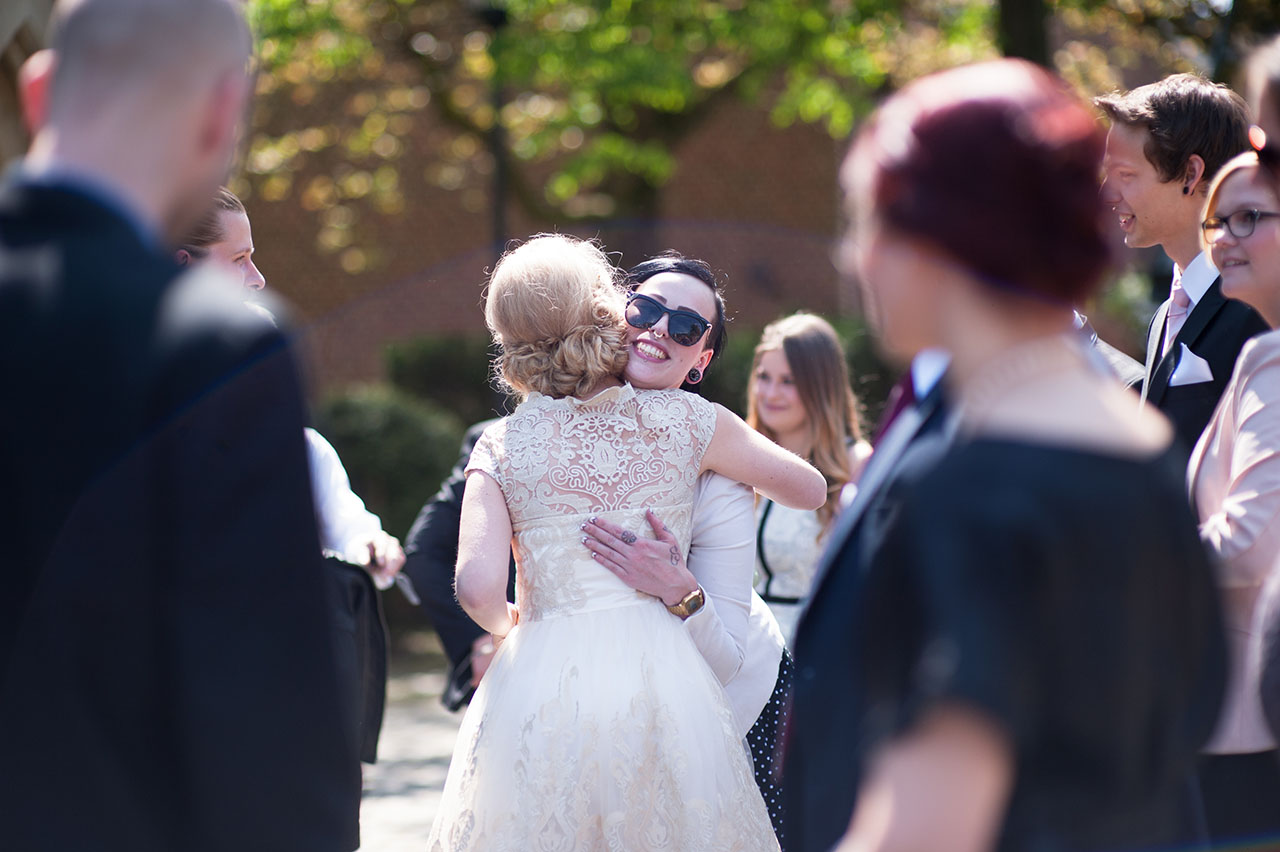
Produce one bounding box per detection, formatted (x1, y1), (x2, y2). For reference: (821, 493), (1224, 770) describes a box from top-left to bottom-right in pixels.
(622, 272), (716, 391)
(1207, 165), (1280, 320)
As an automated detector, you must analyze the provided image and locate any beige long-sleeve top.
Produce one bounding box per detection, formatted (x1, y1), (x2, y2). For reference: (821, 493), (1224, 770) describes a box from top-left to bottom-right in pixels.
(1189, 329), (1280, 754)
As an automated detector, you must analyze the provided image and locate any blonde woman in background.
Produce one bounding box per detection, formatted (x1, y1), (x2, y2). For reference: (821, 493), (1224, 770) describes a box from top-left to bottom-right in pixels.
(747, 313), (871, 643)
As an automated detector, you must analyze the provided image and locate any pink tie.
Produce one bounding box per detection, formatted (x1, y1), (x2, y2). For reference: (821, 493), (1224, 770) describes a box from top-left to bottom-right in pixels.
(1163, 280), (1192, 357)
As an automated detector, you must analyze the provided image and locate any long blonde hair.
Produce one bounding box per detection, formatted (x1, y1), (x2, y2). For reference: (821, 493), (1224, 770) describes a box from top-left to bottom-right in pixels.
(746, 313), (862, 530)
(485, 234), (629, 399)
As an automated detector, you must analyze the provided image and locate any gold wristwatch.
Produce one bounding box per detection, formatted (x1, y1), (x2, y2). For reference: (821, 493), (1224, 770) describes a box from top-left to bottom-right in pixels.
(666, 585), (706, 620)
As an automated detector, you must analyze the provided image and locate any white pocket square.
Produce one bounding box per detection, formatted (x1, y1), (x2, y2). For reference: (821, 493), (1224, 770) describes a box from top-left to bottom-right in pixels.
(1169, 343), (1214, 387)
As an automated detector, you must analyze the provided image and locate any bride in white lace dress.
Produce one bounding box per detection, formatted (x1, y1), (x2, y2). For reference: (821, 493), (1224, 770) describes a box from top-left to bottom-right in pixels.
(427, 235), (826, 851)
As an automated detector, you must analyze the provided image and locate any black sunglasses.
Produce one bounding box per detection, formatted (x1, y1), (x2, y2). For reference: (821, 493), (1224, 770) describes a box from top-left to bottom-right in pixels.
(1251, 125), (1280, 179)
(626, 293), (711, 347)
(1202, 209), (1280, 240)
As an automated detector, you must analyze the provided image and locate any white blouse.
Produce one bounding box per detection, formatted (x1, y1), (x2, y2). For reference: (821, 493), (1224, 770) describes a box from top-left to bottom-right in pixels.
(684, 472), (786, 737)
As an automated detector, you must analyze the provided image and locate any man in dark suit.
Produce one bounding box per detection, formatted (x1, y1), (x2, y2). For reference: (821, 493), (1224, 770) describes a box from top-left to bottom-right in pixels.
(782, 352), (953, 852)
(0, 1), (359, 850)
(403, 419), (514, 711)
(1097, 75), (1268, 453)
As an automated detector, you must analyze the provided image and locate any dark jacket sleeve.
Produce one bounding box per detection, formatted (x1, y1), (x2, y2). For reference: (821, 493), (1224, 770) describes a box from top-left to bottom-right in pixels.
(402, 422), (492, 683)
(156, 290), (360, 851)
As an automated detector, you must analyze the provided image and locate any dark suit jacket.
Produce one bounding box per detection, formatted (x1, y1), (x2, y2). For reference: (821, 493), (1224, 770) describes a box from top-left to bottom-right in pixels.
(1142, 279), (1268, 455)
(402, 419), (516, 711)
(0, 181), (360, 851)
(782, 384), (953, 852)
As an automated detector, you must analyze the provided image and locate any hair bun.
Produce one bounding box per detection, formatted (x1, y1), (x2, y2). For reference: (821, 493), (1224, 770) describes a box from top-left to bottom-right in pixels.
(484, 235), (629, 398)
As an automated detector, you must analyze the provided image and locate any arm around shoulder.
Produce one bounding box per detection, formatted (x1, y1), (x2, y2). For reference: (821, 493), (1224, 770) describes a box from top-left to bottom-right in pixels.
(702, 404), (827, 511)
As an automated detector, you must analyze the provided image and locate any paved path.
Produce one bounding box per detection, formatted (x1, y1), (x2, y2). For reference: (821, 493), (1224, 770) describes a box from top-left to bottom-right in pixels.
(358, 634), (463, 850)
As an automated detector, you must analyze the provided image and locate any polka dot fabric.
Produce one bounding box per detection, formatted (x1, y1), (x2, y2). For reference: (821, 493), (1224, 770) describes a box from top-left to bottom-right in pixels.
(747, 650), (794, 849)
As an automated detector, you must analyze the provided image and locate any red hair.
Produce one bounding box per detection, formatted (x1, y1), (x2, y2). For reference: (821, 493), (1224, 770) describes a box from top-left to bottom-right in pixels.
(848, 60), (1111, 304)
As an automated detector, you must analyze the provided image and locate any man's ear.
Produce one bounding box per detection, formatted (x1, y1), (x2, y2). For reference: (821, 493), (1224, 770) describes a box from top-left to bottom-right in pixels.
(176, 249), (193, 266)
(18, 50), (55, 135)
(1184, 154), (1208, 196)
(195, 71), (248, 163)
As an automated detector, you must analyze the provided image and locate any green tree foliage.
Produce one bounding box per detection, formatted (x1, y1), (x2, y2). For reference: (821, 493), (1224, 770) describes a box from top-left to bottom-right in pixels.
(315, 384), (465, 539)
(243, 0), (998, 251)
(243, 0), (1274, 274)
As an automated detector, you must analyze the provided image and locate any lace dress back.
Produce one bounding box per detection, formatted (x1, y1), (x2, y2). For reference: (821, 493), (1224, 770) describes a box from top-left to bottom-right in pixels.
(468, 384), (715, 623)
(427, 385), (780, 852)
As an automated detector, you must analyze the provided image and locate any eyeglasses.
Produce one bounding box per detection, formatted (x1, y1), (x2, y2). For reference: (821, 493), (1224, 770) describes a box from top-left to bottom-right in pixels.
(625, 293), (711, 347)
(1202, 209), (1280, 240)
(1251, 125), (1280, 180)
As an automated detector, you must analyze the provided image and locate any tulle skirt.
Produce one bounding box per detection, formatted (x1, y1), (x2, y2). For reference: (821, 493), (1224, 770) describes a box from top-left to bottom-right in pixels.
(427, 599), (780, 852)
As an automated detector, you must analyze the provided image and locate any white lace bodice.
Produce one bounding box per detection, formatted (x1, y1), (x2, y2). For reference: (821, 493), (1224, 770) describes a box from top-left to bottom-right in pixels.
(466, 384), (717, 622)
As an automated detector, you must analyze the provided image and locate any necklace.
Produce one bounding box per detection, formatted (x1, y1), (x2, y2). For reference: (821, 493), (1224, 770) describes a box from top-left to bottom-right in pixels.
(953, 333), (1088, 428)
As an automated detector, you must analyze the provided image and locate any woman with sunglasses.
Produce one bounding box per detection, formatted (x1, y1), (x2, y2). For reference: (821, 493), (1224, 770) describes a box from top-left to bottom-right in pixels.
(428, 235), (825, 851)
(581, 253), (795, 843)
(1188, 150), (1280, 842)
(746, 313), (870, 646)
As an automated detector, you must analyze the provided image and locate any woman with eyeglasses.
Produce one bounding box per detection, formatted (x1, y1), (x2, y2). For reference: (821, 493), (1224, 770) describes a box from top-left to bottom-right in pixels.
(1188, 149), (1280, 841)
(427, 235), (826, 851)
(746, 313), (870, 646)
(580, 253), (796, 843)
(1245, 31), (1280, 764)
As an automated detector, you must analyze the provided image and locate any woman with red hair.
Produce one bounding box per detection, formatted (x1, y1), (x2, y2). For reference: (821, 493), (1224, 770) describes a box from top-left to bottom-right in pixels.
(786, 60), (1225, 852)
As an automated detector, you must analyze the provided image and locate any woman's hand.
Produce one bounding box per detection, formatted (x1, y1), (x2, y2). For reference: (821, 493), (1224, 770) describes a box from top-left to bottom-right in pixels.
(581, 510), (698, 606)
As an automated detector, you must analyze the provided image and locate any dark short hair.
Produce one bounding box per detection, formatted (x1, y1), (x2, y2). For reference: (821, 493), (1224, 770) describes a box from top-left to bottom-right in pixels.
(178, 187), (246, 257)
(1094, 73), (1251, 184)
(849, 59), (1111, 304)
(626, 253), (728, 366)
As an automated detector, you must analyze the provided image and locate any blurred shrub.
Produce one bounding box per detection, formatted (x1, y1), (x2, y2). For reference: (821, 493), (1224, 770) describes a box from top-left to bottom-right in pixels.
(832, 316), (897, 436)
(385, 335), (512, 425)
(315, 384), (465, 541)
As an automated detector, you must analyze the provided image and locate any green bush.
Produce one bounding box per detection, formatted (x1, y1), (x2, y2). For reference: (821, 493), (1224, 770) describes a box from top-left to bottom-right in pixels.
(314, 384), (465, 541)
(385, 335), (512, 425)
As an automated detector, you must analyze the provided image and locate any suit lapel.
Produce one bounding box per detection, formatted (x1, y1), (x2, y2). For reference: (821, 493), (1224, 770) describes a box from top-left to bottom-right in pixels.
(1142, 299), (1169, 405)
(1145, 279), (1228, 407)
(799, 383), (946, 621)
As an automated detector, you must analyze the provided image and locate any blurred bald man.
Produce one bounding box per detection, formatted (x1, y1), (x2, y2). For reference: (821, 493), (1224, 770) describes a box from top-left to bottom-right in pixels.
(0, 1), (360, 850)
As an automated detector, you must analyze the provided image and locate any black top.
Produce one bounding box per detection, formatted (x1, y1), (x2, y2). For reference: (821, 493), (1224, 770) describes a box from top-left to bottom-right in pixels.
(855, 438), (1225, 851)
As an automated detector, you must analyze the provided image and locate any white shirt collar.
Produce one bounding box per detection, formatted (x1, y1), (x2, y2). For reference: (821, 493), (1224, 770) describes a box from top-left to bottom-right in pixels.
(911, 348), (950, 399)
(1173, 251), (1218, 305)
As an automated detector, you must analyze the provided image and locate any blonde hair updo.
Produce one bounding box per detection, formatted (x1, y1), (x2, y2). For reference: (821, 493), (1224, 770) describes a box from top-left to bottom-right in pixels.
(485, 234), (630, 399)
